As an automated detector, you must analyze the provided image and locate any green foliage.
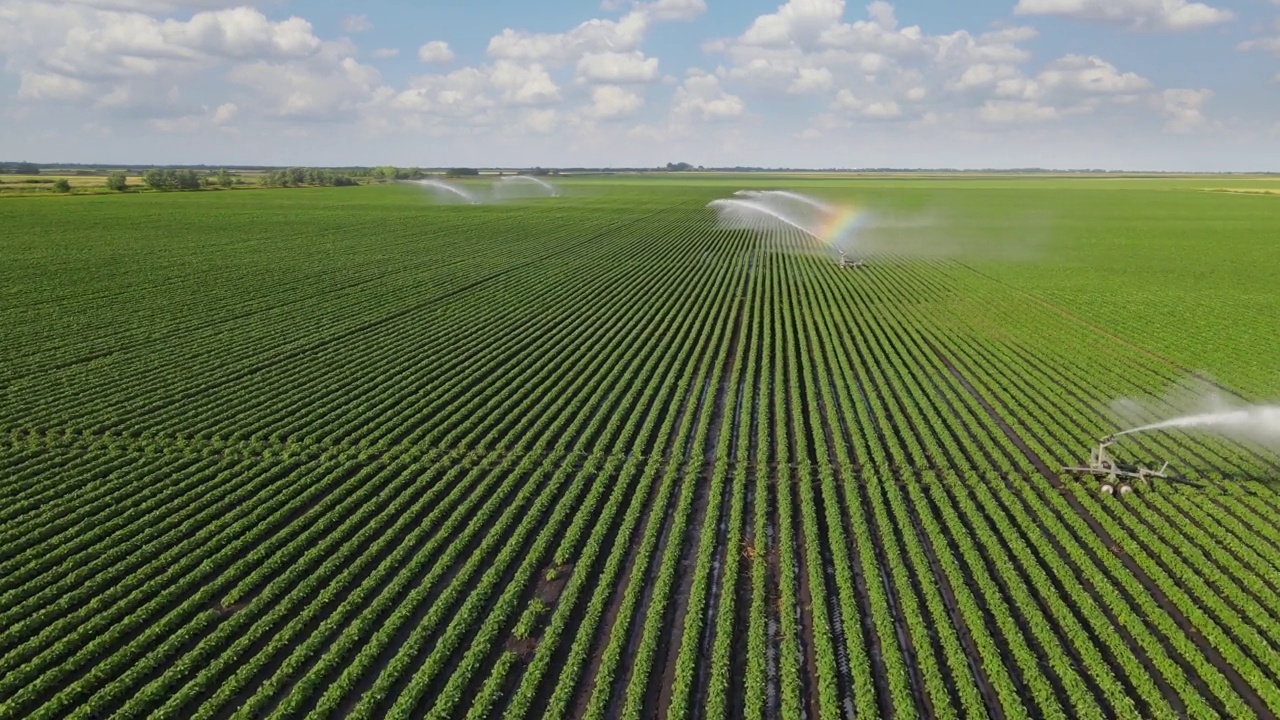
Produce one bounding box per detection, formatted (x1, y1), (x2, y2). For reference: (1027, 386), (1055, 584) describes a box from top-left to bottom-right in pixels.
(0, 177), (1279, 720)
(50, 178), (71, 193)
(511, 600), (549, 640)
(259, 167), (360, 187)
(106, 171), (128, 191)
(142, 168), (201, 191)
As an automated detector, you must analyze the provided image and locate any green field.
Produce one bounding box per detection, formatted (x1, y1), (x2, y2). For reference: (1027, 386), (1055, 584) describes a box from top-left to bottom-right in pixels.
(3, 176), (1280, 719)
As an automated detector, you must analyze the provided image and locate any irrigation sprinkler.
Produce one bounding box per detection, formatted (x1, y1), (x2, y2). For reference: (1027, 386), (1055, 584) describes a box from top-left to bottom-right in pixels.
(838, 250), (864, 269)
(1059, 435), (1200, 495)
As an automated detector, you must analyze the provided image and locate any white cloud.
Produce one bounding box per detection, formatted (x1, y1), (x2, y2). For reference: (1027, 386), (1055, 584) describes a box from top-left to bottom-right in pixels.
(150, 114), (203, 133)
(149, 99), (239, 132)
(488, 13), (649, 65)
(41, 0), (254, 12)
(1, 4), (322, 86)
(418, 40), (454, 64)
(230, 42), (383, 120)
(672, 69), (744, 120)
(711, 1), (1165, 130)
(520, 108), (559, 134)
(863, 100), (901, 117)
(788, 66), (833, 94)
(576, 51), (659, 83)
(372, 48), (400, 59)
(1158, 87), (1213, 132)
(1013, 0), (1235, 32)
(1238, 22), (1280, 55)
(832, 89), (900, 117)
(17, 71), (92, 101)
(486, 0), (701, 67)
(1035, 54), (1151, 95)
(640, 0), (706, 21)
(341, 14), (372, 33)
(708, 0), (1042, 106)
(488, 61), (561, 104)
(210, 101), (236, 124)
(380, 59), (562, 131)
(586, 84), (644, 118)
(979, 100), (1060, 123)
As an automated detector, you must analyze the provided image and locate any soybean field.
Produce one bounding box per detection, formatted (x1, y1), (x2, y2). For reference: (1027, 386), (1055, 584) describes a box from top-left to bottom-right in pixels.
(4, 176), (1280, 719)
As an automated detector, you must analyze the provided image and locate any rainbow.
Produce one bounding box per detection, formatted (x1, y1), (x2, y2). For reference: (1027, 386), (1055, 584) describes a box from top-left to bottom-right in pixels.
(814, 204), (871, 247)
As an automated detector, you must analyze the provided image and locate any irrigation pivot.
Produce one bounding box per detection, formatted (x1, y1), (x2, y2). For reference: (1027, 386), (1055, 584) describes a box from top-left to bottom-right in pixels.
(1059, 435), (1200, 495)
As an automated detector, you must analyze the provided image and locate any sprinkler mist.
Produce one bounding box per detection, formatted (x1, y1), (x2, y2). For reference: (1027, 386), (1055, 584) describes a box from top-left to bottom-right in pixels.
(707, 190), (867, 267)
(496, 175), (559, 197)
(1062, 401), (1280, 496)
(1115, 406), (1280, 441)
(410, 179), (479, 204)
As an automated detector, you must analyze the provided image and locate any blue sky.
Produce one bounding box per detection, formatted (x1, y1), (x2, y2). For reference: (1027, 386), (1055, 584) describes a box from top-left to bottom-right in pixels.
(0, 0), (1276, 170)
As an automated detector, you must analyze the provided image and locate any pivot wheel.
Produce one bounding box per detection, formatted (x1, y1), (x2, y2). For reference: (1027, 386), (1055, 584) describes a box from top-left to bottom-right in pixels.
(1119, 484), (1134, 496)
(1099, 483), (1114, 495)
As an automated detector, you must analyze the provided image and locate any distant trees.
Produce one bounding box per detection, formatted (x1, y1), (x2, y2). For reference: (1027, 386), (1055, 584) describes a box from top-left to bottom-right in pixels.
(51, 178), (71, 193)
(106, 171), (128, 192)
(366, 166), (424, 180)
(214, 168), (233, 188)
(258, 167), (359, 187)
(142, 168), (201, 191)
(445, 167), (480, 178)
(665, 162), (693, 171)
(11, 162), (39, 175)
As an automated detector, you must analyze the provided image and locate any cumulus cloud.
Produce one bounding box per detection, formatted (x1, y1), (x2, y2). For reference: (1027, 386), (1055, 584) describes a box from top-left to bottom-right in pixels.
(210, 101), (237, 124)
(788, 66), (833, 94)
(17, 71), (92, 101)
(372, 47), (400, 59)
(487, 13), (650, 65)
(672, 69), (745, 120)
(832, 89), (901, 117)
(380, 59), (562, 131)
(712, 0), (1171, 134)
(586, 84), (644, 118)
(418, 40), (454, 64)
(641, 0), (706, 21)
(341, 14), (372, 33)
(487, 0), (701, 66)
(229, 42), (383, 120)
(488, 61), (561, 104)
(42, 0), (254, 12)
(576, 51), (659, 83)
(0, 4), (322, 85)
(979, 100), (1060, 123)
(1157, 87), (1214, 132)
(1238, 22), (1280, 55)
(1013, 0), (1235, 32)
(149, 99), (239, 133)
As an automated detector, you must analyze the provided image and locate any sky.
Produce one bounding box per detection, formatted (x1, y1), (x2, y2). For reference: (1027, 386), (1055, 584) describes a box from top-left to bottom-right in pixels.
(0, 0), (1277, 170)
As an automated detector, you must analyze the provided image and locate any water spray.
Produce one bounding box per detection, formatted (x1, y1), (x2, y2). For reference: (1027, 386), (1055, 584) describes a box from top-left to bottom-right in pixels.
(410, 179), (480, 205)
(734, 189), (834, 214)
(497, 175), (559, 197)
(707, 198), (823, 240)
(707, 190), (868, 267)
(1115, 406), (1280, 442)
(1060, 399), (1280, 496)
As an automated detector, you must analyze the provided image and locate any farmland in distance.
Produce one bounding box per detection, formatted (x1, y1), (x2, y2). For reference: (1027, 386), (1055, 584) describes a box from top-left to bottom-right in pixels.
(3, 176), (1280, 719)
